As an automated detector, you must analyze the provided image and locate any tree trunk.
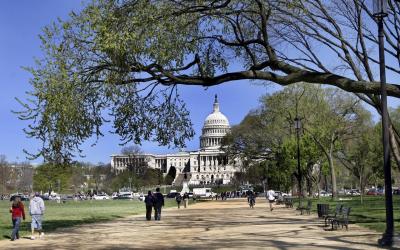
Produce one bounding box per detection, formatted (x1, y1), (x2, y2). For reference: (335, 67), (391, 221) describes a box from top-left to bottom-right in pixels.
(329, 140), (337, 199)
(389, 125), (400, 171)
(316, 169), (321, 199)
(359, 174), (363, 204)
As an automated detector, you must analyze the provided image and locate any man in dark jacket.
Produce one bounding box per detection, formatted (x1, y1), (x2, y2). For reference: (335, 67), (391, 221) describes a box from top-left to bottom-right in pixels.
(144, 191), (154, 221)
(153, 188), (164, 221)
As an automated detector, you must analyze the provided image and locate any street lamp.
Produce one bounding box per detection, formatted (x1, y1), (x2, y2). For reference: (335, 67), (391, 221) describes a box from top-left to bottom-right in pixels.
(373, 0), (394, 246)
(294, 117), (302, 208)
(128, 177), (132, 191)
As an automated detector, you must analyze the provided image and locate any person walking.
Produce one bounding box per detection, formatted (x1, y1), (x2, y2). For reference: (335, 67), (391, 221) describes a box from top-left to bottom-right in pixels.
(144, 191), (155, 221)
(153, 188), (164, 220)
(175, 193), (182, 209)
(9, 196), (25, 241)
(182, 192), (189, 208)
(29, 192), (45, 240)
(267, 189), (276, 211)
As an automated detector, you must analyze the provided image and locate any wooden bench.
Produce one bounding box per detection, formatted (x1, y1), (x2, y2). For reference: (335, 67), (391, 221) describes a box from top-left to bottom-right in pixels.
(299, 200), (312, 215)
(331, 207), (351, 230)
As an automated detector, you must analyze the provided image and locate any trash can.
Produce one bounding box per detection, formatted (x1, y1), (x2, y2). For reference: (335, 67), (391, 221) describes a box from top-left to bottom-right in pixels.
(317, 204), (329, 218)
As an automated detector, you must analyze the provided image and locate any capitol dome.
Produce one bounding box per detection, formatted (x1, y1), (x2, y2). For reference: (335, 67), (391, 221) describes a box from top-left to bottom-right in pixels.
(200, 95), (230, 149)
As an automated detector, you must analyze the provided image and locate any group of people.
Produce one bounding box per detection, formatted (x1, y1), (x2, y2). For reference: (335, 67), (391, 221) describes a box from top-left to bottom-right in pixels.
(144, 187), (165, 221)
(175, 192), (189, 209)
(214, 192), (229, 200)
(9, 188), (277, 240)
(245, 189), (276, 211)
(9, 192), (45, 241)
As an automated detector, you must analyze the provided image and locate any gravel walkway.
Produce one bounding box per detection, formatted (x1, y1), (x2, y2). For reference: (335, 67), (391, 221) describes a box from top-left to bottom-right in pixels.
(0, 198), (384, 249)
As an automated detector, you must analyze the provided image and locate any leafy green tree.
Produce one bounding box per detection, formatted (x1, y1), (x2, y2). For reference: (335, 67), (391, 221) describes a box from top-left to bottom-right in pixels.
(33, 163), (72, 193)
(15, 0), (400, 168)
(337, 125), (381, 202)
(224, 84), (372, 198)
(0, 155), (11, 194)
(302, 88), (370, 198)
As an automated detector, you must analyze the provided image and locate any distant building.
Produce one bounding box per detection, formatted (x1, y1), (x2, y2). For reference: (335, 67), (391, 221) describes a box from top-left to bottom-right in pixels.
(110, 95), (240, 185)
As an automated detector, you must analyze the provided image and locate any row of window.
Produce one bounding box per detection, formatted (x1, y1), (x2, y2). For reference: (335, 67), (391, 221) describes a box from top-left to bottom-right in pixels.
(203, 128), (228, 134)
(206, 119), (227, 124)
(195, 174), (232, 179)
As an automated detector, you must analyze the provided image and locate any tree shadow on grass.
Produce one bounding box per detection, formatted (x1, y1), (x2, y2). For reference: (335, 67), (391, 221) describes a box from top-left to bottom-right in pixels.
(1, 215), (125, 240)
(43, 215), (125, 232)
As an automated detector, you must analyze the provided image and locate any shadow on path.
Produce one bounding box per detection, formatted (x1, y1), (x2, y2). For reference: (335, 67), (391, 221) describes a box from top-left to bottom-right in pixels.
(0, 199), (384, 250)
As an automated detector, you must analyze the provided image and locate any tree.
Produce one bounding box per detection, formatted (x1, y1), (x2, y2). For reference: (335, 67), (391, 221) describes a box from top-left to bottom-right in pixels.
(15, 0), (400, 167)
(121, 145), (142, 156)
(337, 125), (381, 203)
(302, 87), (370, 198)
(33, 163), (72, 193)
(17, 163), (34, 193)
(0, 155), (11, 194)
(224, 84), (371, 198)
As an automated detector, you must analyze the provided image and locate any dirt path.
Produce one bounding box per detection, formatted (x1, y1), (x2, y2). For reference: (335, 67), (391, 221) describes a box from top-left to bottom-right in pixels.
(0, 199), (384, 249)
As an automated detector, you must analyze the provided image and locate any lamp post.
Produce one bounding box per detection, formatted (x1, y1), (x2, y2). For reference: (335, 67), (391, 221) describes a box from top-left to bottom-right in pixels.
(294, 116), (302, 208)
(128, 177), (132, 191)
(57, 179), (61, 194)
(373, 0), (394, 246)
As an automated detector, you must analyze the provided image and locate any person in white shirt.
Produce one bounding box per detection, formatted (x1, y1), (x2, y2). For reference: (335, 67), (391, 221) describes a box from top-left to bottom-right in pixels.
(266, 189), (275, 211)
(29, 192), (45, 240)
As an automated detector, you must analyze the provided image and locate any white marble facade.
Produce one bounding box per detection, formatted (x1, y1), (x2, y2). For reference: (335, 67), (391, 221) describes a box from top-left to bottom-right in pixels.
(111, 95), (240, 185)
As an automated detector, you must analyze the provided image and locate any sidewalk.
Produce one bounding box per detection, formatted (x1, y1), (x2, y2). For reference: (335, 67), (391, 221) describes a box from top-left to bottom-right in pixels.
(0, 199), (382, 249)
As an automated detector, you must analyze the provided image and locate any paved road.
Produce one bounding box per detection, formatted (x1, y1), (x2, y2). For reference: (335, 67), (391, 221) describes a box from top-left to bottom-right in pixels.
(0, 199), (384, 249)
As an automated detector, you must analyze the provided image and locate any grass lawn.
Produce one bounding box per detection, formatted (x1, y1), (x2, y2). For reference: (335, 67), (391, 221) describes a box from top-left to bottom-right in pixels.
(0, 198), (176, 240)
(296, 195), (400, 233)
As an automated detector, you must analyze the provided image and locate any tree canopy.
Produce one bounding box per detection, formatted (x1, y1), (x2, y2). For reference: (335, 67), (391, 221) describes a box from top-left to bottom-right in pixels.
(223, 84), (375, 197)
(16, 0), (400, 163)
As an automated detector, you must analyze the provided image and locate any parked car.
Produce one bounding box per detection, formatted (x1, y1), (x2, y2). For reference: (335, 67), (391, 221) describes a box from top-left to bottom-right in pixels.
(138, 194), (145, 202)
(93, 194), (110, 200)
(273, 191), (288, 199)
(63, 195), (75, 200)
(114, 192), (134, 200)
(10, 193), (29, 201)
(40, 195), (50, 200)
(315, 191), (332, 197)
(346, 189), (361, 196)
(366, 189), (378, 195)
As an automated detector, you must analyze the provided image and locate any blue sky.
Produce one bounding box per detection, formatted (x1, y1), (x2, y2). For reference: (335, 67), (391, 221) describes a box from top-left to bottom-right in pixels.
(1, 1), (399, 165)
(0, 1), (276, 164)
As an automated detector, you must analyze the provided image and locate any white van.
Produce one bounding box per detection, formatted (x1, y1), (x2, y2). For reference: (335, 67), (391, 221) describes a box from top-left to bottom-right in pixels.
(193, 188), (215, 198)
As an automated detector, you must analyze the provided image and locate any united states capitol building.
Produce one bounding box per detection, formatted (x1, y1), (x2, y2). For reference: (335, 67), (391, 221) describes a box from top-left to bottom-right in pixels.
(110, 95), (240, 186)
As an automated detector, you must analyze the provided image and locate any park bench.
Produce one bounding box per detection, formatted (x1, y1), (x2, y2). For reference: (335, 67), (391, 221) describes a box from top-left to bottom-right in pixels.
(299, 200), (312, 215)
(324, 204), (343, 227)
(284, 197), (293, 208)
(331, 207), (351, 230)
